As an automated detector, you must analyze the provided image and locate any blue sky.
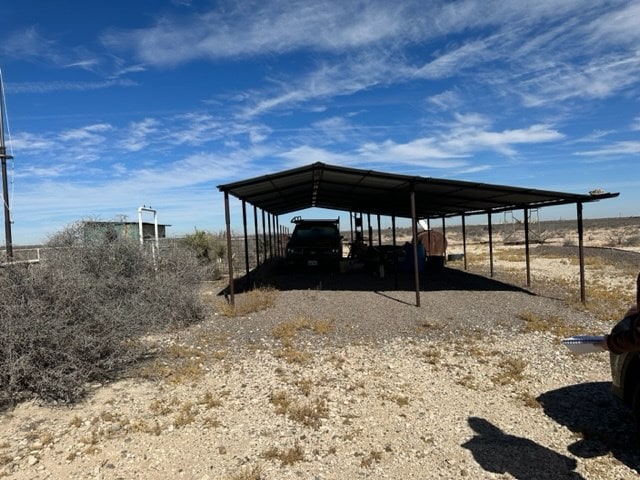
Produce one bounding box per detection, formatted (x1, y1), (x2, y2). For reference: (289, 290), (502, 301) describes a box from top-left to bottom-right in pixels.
(1, 0), (639, 244)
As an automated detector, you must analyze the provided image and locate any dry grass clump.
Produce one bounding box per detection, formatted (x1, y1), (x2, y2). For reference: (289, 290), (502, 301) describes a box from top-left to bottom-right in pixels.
(455, 373), (482, 391)
(518, 311), (575, 338)
(581, 281), (636, 322)
(199, 390), (223, 409)
(390, 394), (409, 407)
(421, 348), (442, 365)
(269, 390), (329, 429)
(272, 316), (335, 344)
(140, 354), (206, 385)
(271, 316), (334, 364)
(274, 348), (311, 364)
(360, 450), (383, 469)
(173, 402), (197, 428)
(217, 287), (277, 317)
(463, 251), (486, 266)
(517, 391), (542, 409)
(261, 443), (305, 466)
(492, 357), (528, 385)
(227, 465), (265, 480)
(494, 249), (525, 263)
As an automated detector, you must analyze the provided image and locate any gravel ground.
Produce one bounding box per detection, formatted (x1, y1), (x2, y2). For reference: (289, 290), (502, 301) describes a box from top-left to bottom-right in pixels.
(1, 263), (640, 479)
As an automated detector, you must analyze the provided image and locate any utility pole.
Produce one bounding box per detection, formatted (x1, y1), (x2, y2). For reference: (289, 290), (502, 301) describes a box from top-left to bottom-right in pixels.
(0, 72), (14, 259)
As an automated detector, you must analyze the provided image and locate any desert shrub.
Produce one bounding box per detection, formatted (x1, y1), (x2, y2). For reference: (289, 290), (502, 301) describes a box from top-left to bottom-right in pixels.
(181, 229), (226, 261)
(623, 234), (640, 247)
(0, 225), (206, 407)
(180, 229), (225, 279)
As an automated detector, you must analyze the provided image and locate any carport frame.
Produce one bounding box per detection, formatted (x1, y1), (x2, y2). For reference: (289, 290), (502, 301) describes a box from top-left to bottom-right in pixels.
(218, 162), (618, 306)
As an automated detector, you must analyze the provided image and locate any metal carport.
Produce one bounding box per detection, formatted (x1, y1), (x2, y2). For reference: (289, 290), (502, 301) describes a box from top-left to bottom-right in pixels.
(218, 162), (618, 306)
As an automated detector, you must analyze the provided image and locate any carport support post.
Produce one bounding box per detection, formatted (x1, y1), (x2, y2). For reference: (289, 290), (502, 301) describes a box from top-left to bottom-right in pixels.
(242, 200), (250, 289)
(272, 214), (277, 257)
(275, 216), (281, 256)
(223, 192), (235, 306)
(391, 215), (396, 247)
(410, 189), (421, 307)
(441, 216), (446, 262)
(267, 213), (273, 259)
(462, 214), (468, 270)
(261, 210), (267, 261)
(349, 211), (353, 243)
(377, 213), (382, 246)
(577, 202), (586, 303)
(253, 206), (260, 267)
(524, 207), (531, 287)
(488, 211), (494, 277)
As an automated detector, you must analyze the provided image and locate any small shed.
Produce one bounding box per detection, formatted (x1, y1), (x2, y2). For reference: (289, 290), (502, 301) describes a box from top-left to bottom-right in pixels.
(82, 221), (170, 243)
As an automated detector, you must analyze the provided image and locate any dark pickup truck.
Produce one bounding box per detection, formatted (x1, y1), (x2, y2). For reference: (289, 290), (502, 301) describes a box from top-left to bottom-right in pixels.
(285, 217), (342, 270)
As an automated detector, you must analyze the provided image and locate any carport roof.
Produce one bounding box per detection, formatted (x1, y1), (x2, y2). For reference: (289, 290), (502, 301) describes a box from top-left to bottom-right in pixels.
(217, 162), (618, 220)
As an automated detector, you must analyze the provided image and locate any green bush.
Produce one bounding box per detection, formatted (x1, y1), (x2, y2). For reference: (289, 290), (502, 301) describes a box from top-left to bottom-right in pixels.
(180, 229), (226, 279)
(0, 225), (206, 407)
(181, 229), (226, 261)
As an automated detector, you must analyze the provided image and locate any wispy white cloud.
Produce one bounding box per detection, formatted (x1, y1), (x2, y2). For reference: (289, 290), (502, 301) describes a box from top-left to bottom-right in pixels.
(6, 79), (137, 94)
(102, 1), (422, 66)
(119, 118), (160, 152)
(569, 130), (615, 144)
(426, 90), (464, 111)
(165, 113), (222, 146)
(445, 124), (564, 155)
(415, 37), (499, 80)
(95, 0), (640, 118)
(2, 25), (146, 80)
(358, 138), (469, 168)
(518, 53), (640, 107)
(278, 114), (563, 172)
(427, 113), (565, 156)
(9, 132), (57, 154)
(1, 26), (62, 63)
(12, 124), (114, 167)
(631, 116), (640, 131)
(455, 164), (493, 175)
(576, 141), (640, 157)
(241, 51), (410, 117)
(279, 145), (352, 168)
(583, 1), (640, 46)
(11, 146), (266, 241)
(64, 59), (101, 70)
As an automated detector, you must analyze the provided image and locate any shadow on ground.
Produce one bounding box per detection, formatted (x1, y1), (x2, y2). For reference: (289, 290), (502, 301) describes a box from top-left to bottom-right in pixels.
(222, 259), (532, 296)
(538, 382), (640, 473)
(462, 417), (584, 479)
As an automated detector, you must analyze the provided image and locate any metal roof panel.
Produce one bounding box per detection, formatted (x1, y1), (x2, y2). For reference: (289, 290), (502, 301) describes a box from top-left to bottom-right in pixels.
(218, 162), (618, 219)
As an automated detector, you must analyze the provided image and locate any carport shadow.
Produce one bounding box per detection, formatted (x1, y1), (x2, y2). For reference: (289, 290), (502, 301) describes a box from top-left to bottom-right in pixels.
(221, 259), (532, 296)
(537, 382), (640, 472)
(462, 417), (584, 479)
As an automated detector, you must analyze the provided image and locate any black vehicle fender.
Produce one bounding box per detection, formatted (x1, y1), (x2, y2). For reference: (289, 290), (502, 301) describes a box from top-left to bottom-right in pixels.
(622, 352), (640, 406)
(632, 378), (640, 429)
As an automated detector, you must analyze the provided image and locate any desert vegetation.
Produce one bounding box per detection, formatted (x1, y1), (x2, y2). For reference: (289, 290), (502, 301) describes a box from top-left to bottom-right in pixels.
(0, 221), (209, 408)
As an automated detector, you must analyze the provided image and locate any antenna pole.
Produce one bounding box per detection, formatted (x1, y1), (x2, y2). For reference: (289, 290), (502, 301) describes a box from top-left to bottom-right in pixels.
(0, 75), (13, 259)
